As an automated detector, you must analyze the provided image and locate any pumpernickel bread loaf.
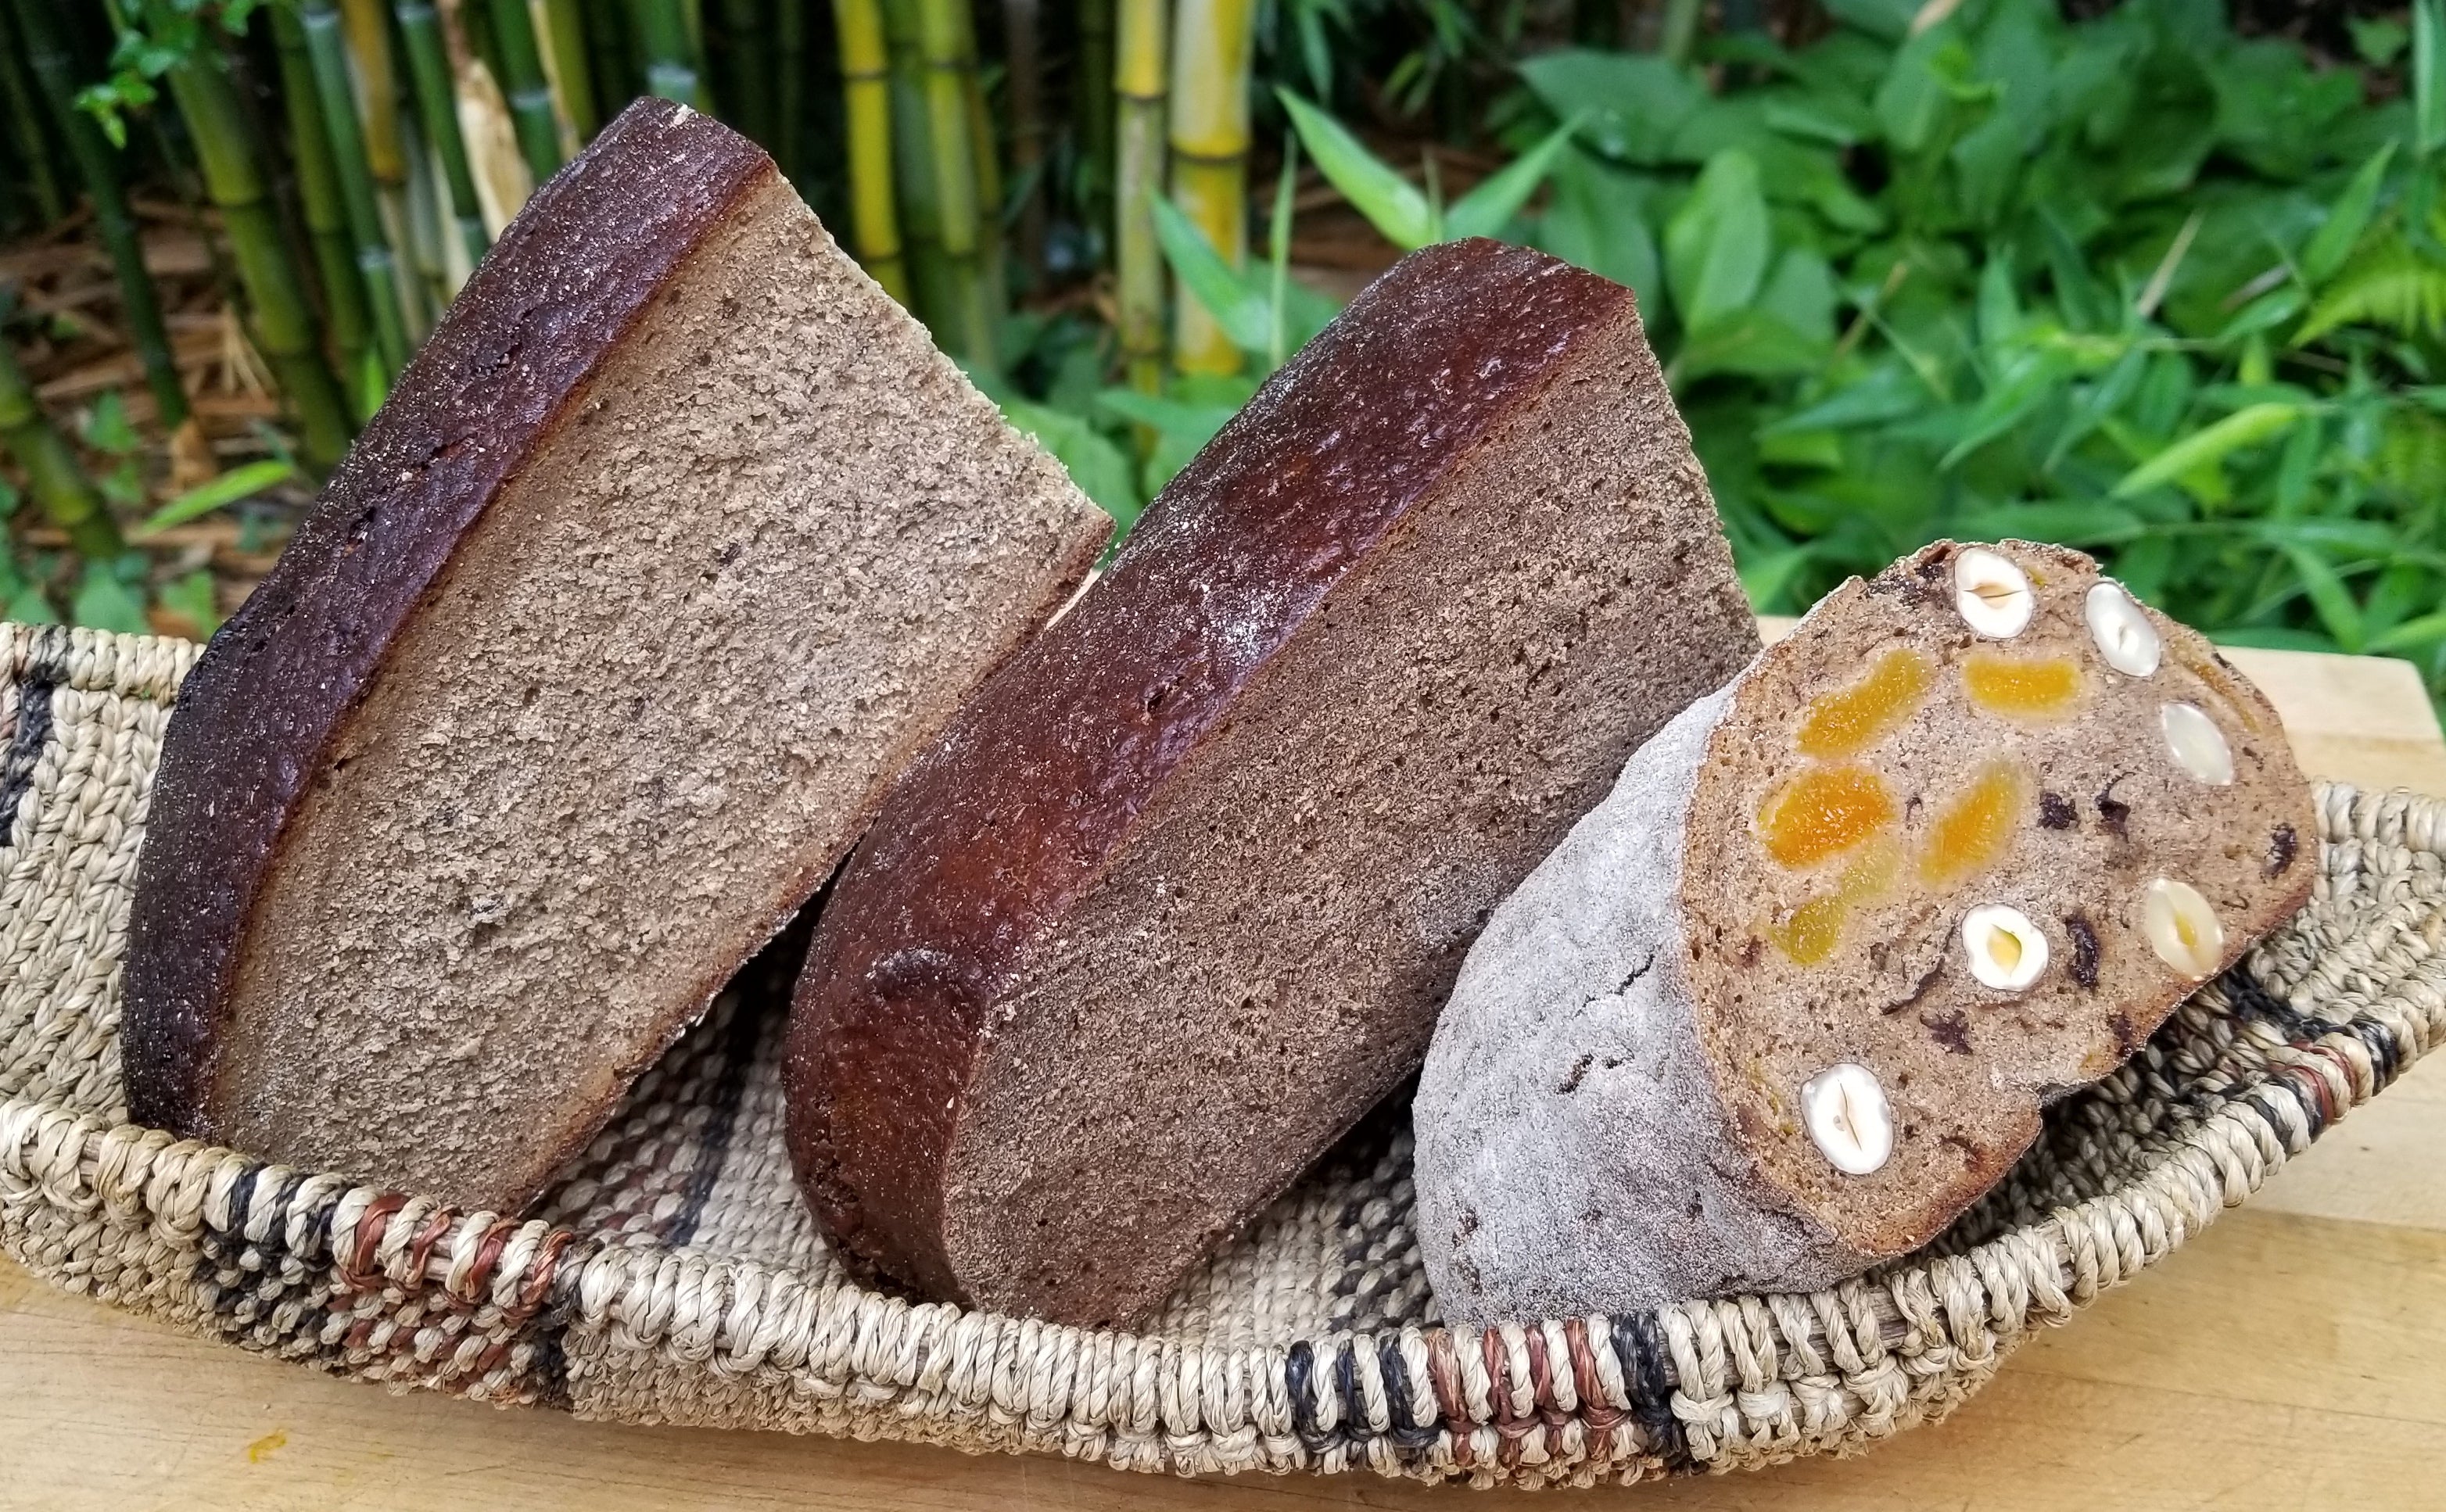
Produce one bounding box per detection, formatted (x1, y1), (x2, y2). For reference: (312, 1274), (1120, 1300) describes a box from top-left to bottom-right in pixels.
(784, 238), (1761, 1328)
(1415, 540), (2315, 1321)
(122, 99), (1110, 1211)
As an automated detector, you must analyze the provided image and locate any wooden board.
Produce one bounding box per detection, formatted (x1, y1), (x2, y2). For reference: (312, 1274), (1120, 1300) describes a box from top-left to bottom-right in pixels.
(4, 641), (2443, 1511)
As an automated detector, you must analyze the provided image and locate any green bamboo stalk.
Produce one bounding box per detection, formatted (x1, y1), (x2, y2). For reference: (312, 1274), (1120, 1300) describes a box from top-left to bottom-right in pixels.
(395, 0), (493, 273)
(881, 0), (956, 337)
(0, 335), (123, 561)
(1168, 0), (1255, 374)
(302, 0), (416, 378)
(914, 0), (992, 368)
(1114, 0), (1166, 392)
(632, 0), (704, 104)
(582, 0), (633, 109)
(776, 0), (806, 179)
(338, 0), (432, 337)
(13, 0), (188, 430)
(832, 0), (907, 301)
(397, 106), (451, 307)
(144, 1), (353, 468)
(1077, 0), (1114, 247)
(0, 5), (66, 227)
(490, 0), (565, 180)
(718, 0), (775, 146)
(954, 2), (1006, 348)
(534, 0), (599, 147)
(1002, 0), (1045, 286)
(274, 3), (374, 380)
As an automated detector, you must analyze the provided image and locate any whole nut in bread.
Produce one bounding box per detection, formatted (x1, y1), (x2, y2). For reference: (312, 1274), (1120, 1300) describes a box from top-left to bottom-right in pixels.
(1414, 540), (2315, 1321)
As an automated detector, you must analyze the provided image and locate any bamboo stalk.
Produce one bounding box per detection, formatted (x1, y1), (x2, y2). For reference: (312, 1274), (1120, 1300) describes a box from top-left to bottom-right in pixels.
(717, 0), (776, 146)
(1077, 0), (1114, 245)
(337, 0), (432, 337)
(632, 0), (705, 104)
(274, 4), (375, 379)
(956, 3), (1007, 347)
(13, 0), (188, 431)
(914, 0), (994, 368)
(776, 0), (806, 179)
(1659, 0), (1702, 65)
(0, 5), (66, 228)
(533, 0), (599, 149)
(490, 0), (567, 180)
(145, 1), (354, 468)
(1002, 0), (1045, 287)
(397, 106), (452, 308)
(832, 0), (909, 301)
(1167, 0), (1255, 374)
(1114, 0), (1167, 392)
(881, 0), (956, 338)
(396, 0), (494, 274)
(582, 0), (633, 108)
(0, 335), (122, 561)
(302, 0), (416, 378)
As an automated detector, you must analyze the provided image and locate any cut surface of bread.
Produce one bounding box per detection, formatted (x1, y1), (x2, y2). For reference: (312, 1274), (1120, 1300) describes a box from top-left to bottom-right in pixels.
(121, 100), (1109, 1210)
(1415, 540), (2315, 1321)
(785, 238), (1760, 1329)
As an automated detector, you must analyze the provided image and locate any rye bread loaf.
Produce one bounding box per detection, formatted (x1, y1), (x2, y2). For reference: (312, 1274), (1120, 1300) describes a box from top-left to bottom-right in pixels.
(1415, 540), (2316, 1322)
(784, 238), (1761, 1328)
(120, 99), (1110, 1211)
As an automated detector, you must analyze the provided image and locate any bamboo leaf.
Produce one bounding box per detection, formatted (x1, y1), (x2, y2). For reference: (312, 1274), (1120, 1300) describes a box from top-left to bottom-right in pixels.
(1151, 195), (1273, 357)
(1275, 88), (1435, 250)
(2302, 141), (2398, 287)
(2276, 543), (2367, 650)
(2368, 608), (2446, 654)
(1664, 149), (1770, 333)
(70, 562), (149, 636)
(2111, 403), (2305, 497)
(131, 458), (298, 538)
(2419, 0), (2446, 156)
(1444, 113), (1586, 242)
(81, 392), (139, 456)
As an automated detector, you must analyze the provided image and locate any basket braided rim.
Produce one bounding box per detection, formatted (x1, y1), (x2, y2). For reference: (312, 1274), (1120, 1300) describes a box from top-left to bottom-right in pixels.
(0, 621), (2437, 1489)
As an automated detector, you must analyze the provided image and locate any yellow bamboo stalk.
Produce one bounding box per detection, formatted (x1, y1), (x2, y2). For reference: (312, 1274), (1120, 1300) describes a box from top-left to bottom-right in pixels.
(339, 0), (432, 339)
(1167, 0), (1255, 374)
(917, 0), (993, 367)
(1114, 0), (1167, 393)
(832, 0), (908, 303)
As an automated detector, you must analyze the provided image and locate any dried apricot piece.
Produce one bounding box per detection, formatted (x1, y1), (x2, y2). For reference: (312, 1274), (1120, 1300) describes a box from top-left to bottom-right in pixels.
(1963, 650), (2085, 721)
(1919, 758), (2029, 887)
(1796, 647), (1933, 758)
(1759, 765), (1896, 870)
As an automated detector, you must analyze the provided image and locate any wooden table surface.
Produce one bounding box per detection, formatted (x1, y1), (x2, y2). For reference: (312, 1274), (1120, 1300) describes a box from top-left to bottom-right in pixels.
(5, 643), (2443, 1512)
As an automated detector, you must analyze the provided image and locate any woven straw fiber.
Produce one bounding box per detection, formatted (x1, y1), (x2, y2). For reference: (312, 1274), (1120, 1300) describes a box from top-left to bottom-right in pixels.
(1, 621), (2440, 1489)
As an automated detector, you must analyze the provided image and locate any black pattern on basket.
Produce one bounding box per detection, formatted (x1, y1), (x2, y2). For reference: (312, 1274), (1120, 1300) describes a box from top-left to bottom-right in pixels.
(0, 621), (2438, 1487)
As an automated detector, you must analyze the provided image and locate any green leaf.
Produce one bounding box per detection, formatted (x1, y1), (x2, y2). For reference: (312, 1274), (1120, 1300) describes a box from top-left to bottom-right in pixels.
(1819, 0), (1918, 41)
(2277, 543), (2367, 651)
(70, 563), (149, 636)
(0, 476), (19, 519)
(1953, 501), (2150, 546)
(4, 580), (56, 625)
(156, 568), (221, 639)
(1760, 364), (1927, 435)
(353, 347), (389, 424)
(1738, 544), (1813, 608)
(1515, 51), (1705, 165)
(1151, 197), (1272, 357)
(2295, 235), (2446, 343)
(2368, 608), (2446, 654)
(2301, 141), (2398, 288)
(1275, 89), (1435, 251)
(1664, 149), (1770, 333)
(131, 459), (299, 537)
(100, 459), (145, 508)
(1446, 114), (1587, 242)
(83, 392), (139, 456)
(2420, 0), (2446, 157)
(1002, 399), (1143, 530)
(2111, 403), (2307, 498)
(2353, 16), (2410, 66)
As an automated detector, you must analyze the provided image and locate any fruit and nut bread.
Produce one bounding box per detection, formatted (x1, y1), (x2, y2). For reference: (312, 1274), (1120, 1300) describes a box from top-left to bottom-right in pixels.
(121, 100), (1109, 1213)
(784, 238), (1761, 1329)
(1415, 539), (2315, 1321)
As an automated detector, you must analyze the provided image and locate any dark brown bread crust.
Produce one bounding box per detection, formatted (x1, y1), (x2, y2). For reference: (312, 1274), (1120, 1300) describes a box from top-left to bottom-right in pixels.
(123, 100), (773, 1133)
(784, 239), (1670, 1306)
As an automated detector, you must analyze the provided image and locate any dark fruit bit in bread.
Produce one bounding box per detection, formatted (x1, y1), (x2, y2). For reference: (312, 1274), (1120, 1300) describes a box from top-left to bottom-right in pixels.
(1415, 540), (2315, 1322)
(783, 238), (1761, 1329)
(120, 100), (1110, 1211)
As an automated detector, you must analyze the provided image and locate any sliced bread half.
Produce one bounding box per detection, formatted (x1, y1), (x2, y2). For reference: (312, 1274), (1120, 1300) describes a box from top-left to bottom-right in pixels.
(1415, 541), (2316, 1321)
(784, 238), (1761, 1328)
(121, 99), (1110, 1211)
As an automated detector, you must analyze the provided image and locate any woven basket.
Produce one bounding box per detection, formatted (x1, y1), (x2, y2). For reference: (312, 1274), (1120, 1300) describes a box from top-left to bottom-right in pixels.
(2, 621), (2439, 1489)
